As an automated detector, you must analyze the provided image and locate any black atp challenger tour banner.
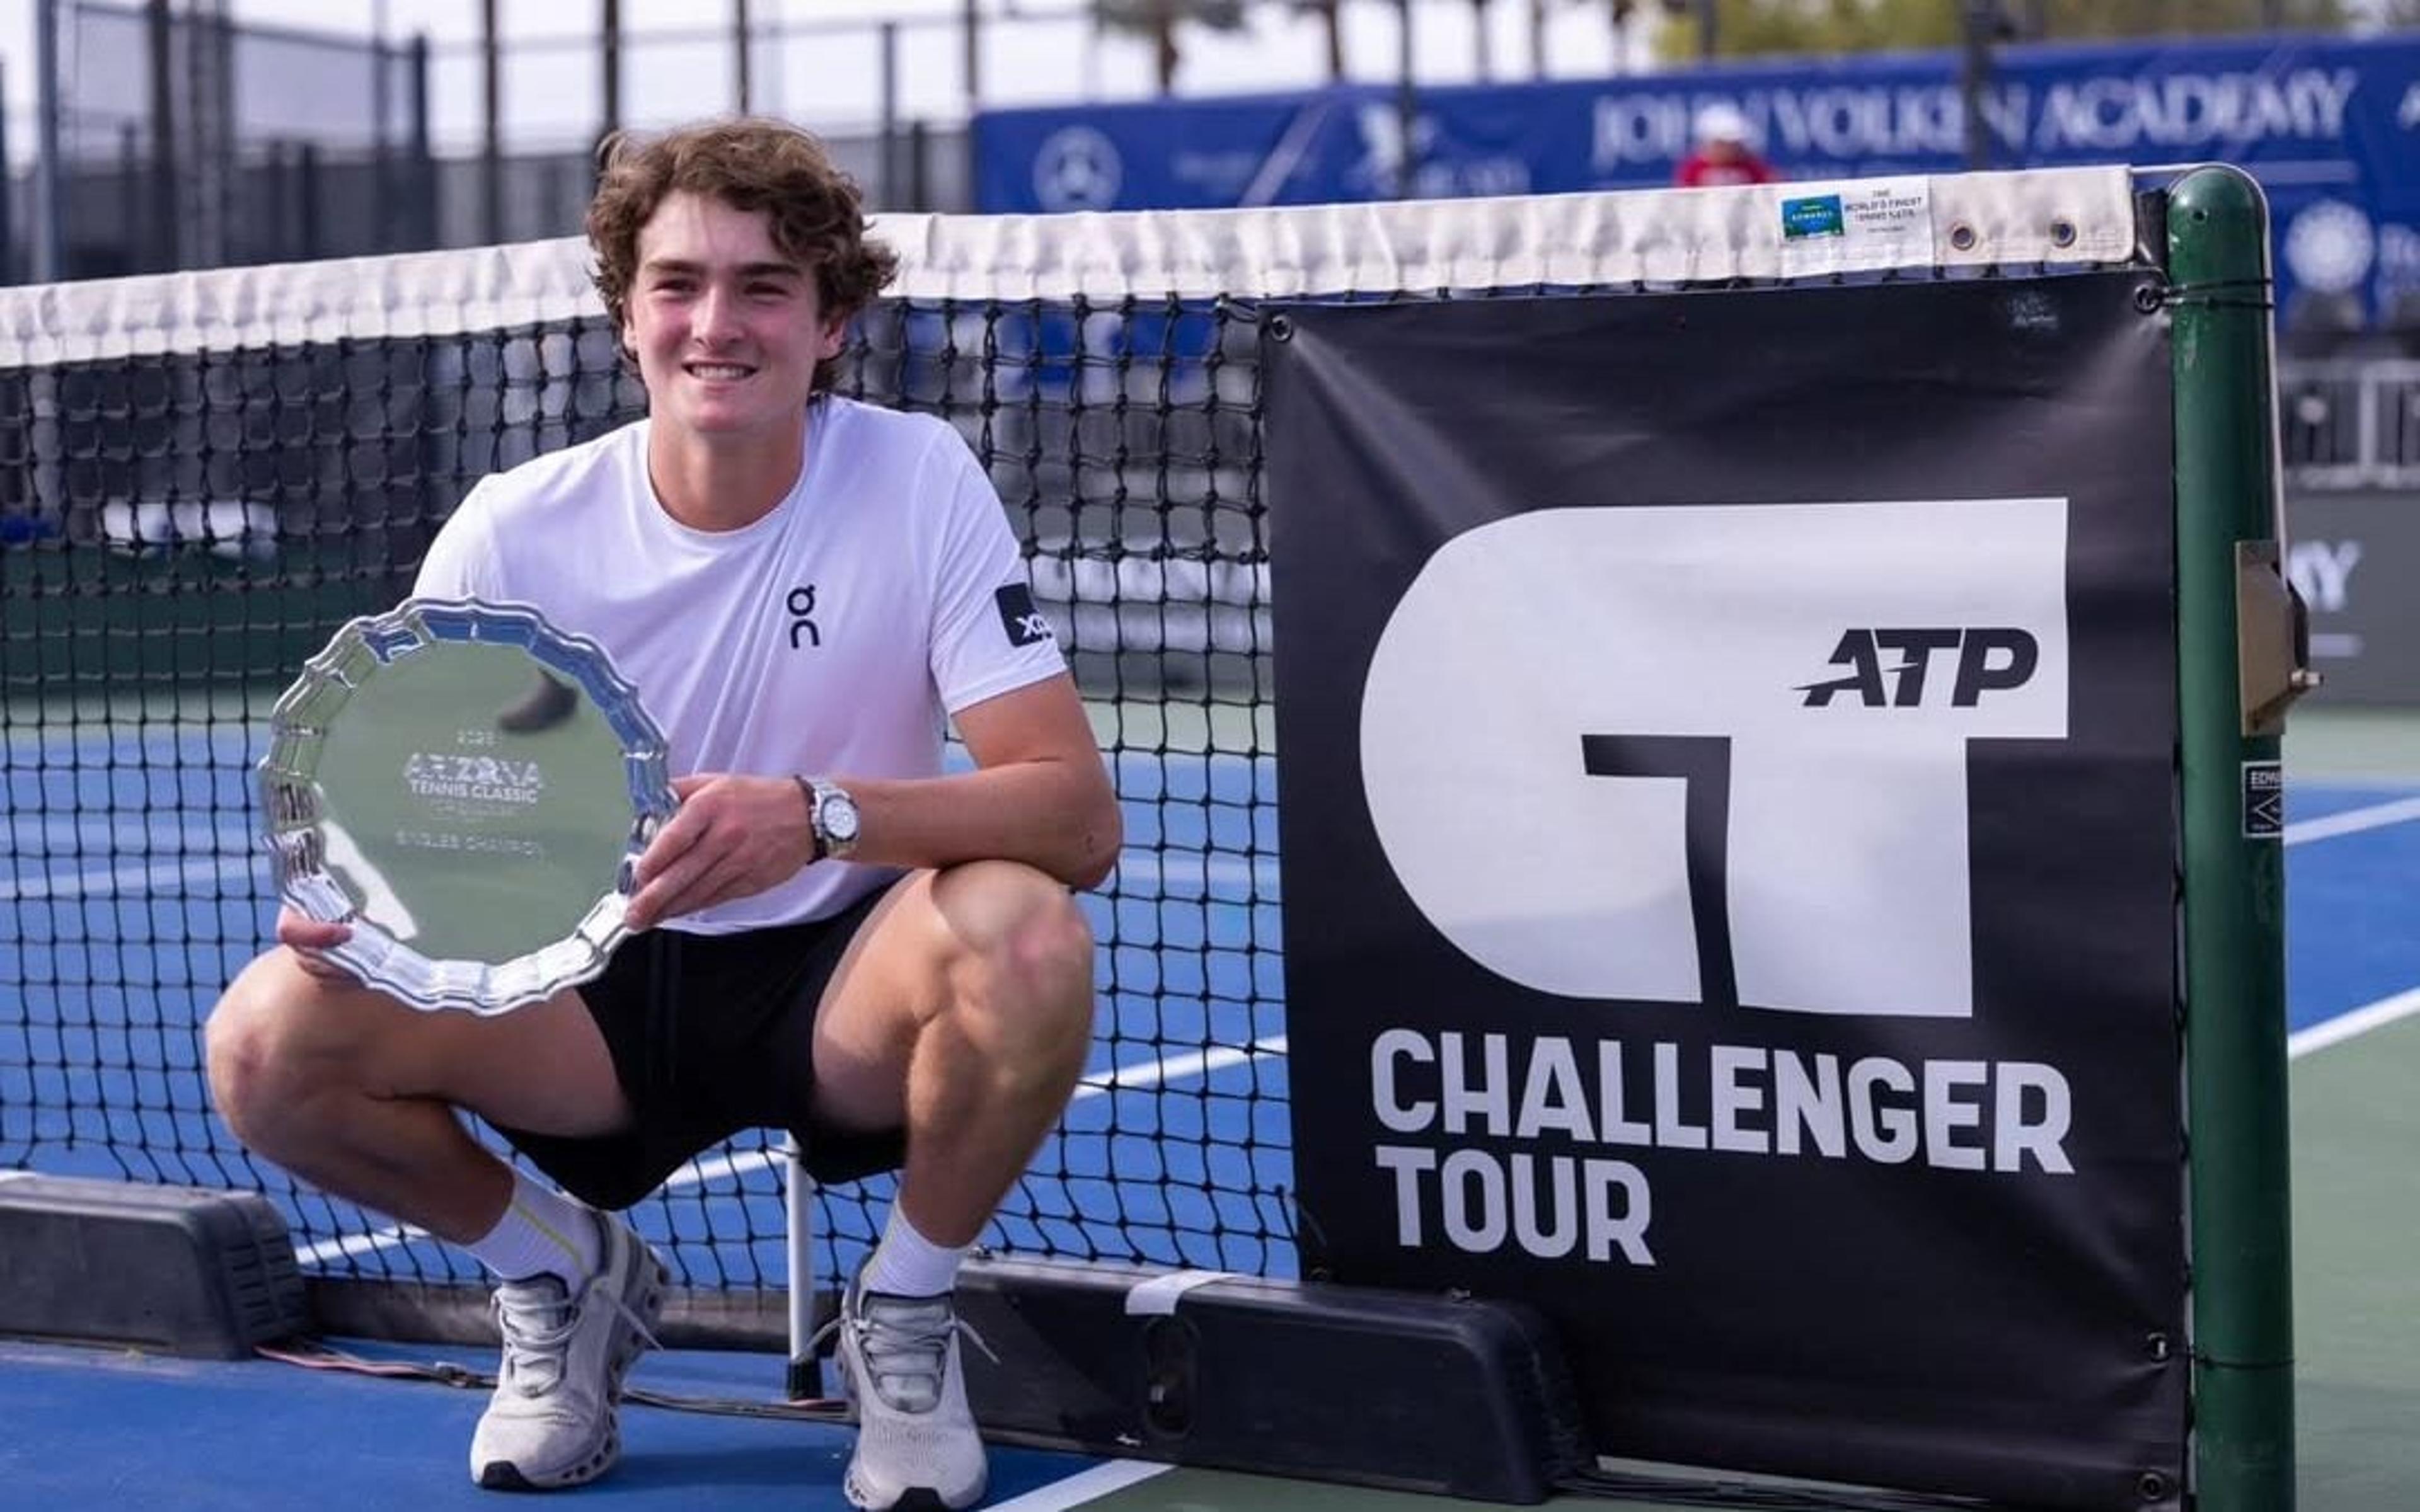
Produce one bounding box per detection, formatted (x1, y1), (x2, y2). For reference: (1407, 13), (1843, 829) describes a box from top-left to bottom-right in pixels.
(1265, 275), (2184, 1511)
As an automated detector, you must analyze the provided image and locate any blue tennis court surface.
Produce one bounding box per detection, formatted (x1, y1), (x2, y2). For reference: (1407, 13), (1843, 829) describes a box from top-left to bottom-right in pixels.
(2287, 810), (2420, 1031)
(1, 730), (1294, 1293)
(6, 724), (2420, 1510)
(0, 1336), (1103, 1511)
(4, 727), (2412, 1261)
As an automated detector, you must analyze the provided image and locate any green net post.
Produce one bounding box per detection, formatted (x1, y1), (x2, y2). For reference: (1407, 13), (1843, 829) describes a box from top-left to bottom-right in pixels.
(2170, 164), (2297, 1511)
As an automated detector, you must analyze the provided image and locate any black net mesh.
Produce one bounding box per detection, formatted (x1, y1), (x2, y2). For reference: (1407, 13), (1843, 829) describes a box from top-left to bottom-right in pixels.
(0, 180), (2145, 1311)
(0, 275), (1289, 1299)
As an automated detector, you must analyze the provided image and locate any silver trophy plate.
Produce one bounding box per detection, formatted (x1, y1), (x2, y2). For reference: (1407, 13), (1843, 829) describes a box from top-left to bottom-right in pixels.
(259, 598), (676, 1014)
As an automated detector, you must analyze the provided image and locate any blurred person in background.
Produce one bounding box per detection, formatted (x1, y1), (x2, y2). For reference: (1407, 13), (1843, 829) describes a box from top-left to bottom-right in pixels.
(1676, 103), (1781, 188)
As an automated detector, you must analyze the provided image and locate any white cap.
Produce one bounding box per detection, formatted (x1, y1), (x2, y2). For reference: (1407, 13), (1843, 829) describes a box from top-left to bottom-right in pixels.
(1693, 103), (1753, 145)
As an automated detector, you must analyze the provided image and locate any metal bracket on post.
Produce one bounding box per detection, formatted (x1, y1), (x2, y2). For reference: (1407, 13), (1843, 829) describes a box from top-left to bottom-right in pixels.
(785, 1135), (822, 1401)
(2236, 540), (2321, 736)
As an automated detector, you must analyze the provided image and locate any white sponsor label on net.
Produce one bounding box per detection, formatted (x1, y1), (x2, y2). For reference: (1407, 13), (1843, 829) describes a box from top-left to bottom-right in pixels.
(1775, 177), (1937, 277)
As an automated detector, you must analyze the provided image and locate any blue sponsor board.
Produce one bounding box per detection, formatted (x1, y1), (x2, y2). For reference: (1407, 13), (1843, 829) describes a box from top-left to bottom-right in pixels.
(974, 32), (2420, 331)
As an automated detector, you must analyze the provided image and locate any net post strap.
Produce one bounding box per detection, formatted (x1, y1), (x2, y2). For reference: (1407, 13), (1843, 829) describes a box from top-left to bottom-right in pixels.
(786, 1137), (817, 1375)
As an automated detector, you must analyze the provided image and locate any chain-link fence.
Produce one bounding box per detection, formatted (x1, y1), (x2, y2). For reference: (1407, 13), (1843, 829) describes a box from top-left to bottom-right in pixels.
(2280, 360), (2420, 491)
(3, 1), (986, 284)
(8, 0), (428, 280)
(422, 123), (965, 252)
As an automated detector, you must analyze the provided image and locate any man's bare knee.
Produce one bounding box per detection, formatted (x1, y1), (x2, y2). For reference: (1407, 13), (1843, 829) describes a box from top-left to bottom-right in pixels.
(931, 861), (1095, 1051)
(937, 857), (1090, 967)
(205, 953), (372, 1155)
(1010, 889), (1095, 1028)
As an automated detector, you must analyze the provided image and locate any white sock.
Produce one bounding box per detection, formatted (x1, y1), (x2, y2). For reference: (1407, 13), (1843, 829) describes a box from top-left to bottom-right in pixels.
(466, 1169), (601, 1285)
(862, 1208), (969, 1299)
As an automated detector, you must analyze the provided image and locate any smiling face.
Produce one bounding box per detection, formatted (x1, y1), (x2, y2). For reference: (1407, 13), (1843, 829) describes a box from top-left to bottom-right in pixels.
(622, 190), (848, 450)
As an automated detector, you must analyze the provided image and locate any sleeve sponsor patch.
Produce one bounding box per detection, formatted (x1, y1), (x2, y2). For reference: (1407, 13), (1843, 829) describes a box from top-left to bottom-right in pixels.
(994, 583), (1056, 646)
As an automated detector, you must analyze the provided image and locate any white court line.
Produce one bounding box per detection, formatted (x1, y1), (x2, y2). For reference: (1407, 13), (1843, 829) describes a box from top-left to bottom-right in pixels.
(0, 852), (263, 903)
(292, 992), (2407, 1266)
(1082, 1036), (1287, 1095)
(43, 782), (2387, 910)
(296, 1034), (1291, 1268)
(984, 1460), (1173, 1510)
(0, 842), (1272, 905)
(124, 782), (2420, 1256)
(1109, 851), (1279, 890)
(671, 1034), (1290, 1191)
(2279, 794), (2420, 1058)
(2288, 986), (2420, 1060)
(296, 1222), (433, 1266)
(2282, 794), (2420, 847)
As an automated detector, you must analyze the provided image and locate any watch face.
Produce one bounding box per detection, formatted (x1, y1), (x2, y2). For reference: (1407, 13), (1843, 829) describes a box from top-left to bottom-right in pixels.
(822, 793), (860, 842)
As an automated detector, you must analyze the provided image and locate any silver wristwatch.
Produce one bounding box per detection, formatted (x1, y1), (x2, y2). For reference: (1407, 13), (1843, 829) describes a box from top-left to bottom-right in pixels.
(800, 776), (861, 862)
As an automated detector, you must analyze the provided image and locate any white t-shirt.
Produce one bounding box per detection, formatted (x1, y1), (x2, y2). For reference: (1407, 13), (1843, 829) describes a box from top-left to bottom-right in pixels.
(412, 396), (1068, 932)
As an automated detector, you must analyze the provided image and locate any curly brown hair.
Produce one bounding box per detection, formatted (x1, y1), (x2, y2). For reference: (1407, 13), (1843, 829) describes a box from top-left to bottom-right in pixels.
(587, 118), (900, 395)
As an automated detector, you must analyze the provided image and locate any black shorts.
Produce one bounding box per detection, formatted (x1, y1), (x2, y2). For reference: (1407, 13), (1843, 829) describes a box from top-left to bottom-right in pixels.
(491, 881), (908, 1211)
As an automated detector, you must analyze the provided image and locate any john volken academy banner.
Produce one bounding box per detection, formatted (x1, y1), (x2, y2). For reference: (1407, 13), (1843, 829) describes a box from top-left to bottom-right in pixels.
(1267, 276), (2184, 1511)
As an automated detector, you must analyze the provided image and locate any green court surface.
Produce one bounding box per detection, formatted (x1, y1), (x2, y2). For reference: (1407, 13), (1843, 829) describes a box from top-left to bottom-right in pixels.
(2285, 1009), (2420, 1510)
(2281, 706), (2420, 785)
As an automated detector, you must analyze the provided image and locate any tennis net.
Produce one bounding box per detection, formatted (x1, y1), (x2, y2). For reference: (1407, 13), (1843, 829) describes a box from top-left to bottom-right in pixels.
(0, 176), (2134, 1322)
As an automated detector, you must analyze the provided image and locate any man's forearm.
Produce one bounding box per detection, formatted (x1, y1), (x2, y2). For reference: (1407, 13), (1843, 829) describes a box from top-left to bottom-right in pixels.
(827, 761), (1121, 890)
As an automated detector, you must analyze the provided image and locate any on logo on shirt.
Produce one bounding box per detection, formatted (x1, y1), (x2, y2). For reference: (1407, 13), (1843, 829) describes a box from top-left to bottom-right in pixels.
(788, 585), (821, 650)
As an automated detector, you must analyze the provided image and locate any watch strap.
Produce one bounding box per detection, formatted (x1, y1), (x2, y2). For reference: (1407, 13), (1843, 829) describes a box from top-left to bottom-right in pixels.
(792, 774), (825, 862)
(797, 774), (858, 862)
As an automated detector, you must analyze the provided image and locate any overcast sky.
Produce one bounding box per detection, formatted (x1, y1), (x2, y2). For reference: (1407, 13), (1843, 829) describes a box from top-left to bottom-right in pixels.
(1, 0), (1647, 164)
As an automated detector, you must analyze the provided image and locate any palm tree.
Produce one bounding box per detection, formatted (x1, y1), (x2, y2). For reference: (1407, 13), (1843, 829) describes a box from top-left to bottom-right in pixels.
(1299, 0), (1347, 79)
(1093, 0), (1347, 92)
(1092, 0), (1247, 92)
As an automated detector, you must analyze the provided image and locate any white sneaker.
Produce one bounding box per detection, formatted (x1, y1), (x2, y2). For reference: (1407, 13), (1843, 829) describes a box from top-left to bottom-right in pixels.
(834, 1275), (992, 1511)
(469, 1210), (666, 1490)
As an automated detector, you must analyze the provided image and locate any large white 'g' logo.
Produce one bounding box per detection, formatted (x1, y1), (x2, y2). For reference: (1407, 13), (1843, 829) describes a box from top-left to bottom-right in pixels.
(1359, 500), (2068, 1018)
